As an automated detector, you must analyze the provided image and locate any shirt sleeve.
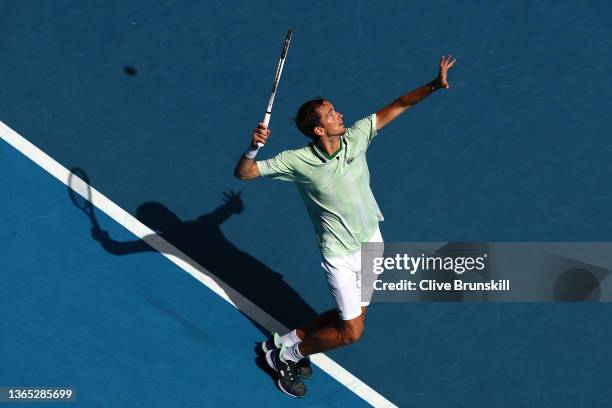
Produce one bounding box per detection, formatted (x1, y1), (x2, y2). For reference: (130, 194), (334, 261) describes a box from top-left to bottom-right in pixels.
(344, 113), (378, 150)
(256, 150), (300, 182)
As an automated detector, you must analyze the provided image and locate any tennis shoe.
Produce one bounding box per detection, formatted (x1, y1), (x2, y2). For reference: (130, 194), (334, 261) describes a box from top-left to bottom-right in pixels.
(265, 346), (307, 398)
(261, 332), (281, 354)
(261, 333), (313, 379)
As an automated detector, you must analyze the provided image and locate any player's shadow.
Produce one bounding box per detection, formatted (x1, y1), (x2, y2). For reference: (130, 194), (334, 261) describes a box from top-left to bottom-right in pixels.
(90, 189), (317, 333)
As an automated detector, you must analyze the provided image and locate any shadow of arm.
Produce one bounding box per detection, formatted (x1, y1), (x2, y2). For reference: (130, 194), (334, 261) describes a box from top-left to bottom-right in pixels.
(92, 227), (153, 255)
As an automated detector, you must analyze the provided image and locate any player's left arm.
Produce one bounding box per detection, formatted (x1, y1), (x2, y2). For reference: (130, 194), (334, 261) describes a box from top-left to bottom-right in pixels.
(375, 55), (456, 131)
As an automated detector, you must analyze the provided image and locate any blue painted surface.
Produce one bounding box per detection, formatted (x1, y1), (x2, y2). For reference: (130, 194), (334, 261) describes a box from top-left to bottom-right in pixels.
(0, 142), (369, 407)
(2, 1), (612, 406)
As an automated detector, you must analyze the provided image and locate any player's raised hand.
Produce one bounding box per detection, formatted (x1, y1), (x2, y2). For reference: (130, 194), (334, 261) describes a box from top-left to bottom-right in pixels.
(435, 54), (457, 89)
(252, 123), (271, 148)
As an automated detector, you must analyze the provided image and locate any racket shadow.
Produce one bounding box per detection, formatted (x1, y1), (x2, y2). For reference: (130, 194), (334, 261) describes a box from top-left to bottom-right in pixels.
(74, 178), (318, 334)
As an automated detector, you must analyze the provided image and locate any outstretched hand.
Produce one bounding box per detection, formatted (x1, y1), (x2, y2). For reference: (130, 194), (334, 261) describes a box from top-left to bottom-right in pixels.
(435, 54), (457, 89)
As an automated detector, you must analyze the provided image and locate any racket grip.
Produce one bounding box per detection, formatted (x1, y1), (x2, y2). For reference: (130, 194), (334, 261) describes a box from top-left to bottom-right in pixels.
(258, 112), (271, 148)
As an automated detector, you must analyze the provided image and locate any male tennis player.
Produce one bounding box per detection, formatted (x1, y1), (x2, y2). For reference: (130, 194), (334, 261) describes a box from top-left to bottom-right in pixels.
(234, 55), (456, 397)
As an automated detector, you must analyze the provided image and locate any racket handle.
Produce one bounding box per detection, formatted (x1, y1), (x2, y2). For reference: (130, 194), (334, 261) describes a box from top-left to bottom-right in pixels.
(257, 112), (272, 148)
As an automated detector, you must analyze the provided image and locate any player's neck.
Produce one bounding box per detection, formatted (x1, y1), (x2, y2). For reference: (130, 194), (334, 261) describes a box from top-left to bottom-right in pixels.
(315, 135), (342, 156)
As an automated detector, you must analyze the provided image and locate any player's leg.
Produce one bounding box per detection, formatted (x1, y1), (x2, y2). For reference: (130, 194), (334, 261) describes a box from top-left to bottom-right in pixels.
(296, 305), (367, 355)
(264, 228), (383, 396)
(268, 250), (361, 350)
(295, 309), (340, 339)
(285, 250), (366, 356)
(295, 227), (382, 355)
(272, 304), (365, 355)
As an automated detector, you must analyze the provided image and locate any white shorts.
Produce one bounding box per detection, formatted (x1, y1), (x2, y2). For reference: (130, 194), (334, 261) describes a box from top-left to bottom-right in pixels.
(320, 227), (384, 321)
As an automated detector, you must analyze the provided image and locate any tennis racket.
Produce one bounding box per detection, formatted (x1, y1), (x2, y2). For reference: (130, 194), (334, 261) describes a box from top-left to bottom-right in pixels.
(256, 29), (293, 148)
(68, 167), (100, 230)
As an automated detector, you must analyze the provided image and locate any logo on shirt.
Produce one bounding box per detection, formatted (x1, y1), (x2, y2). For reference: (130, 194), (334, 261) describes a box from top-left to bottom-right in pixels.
(346, 156), (355, 164)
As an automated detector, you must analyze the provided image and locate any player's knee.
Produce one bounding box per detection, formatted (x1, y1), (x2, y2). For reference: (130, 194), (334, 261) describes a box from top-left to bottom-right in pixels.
(341, 320), (364, 345)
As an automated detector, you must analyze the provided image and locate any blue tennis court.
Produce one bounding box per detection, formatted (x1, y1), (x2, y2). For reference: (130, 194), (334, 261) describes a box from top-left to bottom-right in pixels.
(2, 1), (612, 406)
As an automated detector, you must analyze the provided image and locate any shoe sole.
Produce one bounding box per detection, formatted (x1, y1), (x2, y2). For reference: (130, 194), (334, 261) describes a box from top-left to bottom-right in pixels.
(264, 350), (305, 398)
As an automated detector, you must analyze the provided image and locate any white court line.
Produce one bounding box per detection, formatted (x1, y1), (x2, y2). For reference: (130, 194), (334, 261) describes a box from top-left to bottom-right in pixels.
(0, 120), (397, 408)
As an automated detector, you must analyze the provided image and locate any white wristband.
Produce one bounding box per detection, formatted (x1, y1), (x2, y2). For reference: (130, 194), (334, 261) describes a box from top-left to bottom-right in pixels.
(244, 145), (260, 159)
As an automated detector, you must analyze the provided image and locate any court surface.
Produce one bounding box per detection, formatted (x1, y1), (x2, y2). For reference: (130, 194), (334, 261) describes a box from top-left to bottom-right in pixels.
(2, 1), (612, 407)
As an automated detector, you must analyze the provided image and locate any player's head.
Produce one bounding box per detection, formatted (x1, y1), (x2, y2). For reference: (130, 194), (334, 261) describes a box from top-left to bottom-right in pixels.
(296, 98), (345, 139)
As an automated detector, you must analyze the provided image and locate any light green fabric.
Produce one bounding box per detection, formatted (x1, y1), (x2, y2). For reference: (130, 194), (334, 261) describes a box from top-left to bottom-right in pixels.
(257, 114), (383, 256)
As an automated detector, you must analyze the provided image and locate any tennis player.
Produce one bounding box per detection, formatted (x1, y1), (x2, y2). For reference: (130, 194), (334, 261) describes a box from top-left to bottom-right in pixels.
(234, 55), (456, 397)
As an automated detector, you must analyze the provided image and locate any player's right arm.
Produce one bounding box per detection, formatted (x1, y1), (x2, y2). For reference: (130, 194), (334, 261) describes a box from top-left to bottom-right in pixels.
(233, 123), (270, 180)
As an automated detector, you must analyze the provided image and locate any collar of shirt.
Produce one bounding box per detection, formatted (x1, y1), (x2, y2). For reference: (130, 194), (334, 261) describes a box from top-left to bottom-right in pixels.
(309, 137), (348, 163)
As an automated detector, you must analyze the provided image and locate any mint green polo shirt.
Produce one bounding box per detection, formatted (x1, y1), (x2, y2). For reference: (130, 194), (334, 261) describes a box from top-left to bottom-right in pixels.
(257, 114), (383, 256)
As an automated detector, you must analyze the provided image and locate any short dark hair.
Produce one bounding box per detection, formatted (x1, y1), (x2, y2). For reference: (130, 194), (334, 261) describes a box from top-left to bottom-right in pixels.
(295, 97), (326, 138)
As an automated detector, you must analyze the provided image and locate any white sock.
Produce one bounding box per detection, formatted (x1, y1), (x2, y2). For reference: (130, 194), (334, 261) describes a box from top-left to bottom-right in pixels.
(281, 343), (304, 363)
(278, 330), (302, 348)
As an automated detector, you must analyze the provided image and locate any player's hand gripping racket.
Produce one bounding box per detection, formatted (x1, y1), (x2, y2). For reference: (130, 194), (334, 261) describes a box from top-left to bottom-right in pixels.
(256, 29), (293, 148)
(68, 167), (100, 230)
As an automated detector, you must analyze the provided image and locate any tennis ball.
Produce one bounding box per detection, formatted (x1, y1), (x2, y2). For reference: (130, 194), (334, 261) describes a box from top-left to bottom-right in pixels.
(124, 66), (137, 76)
